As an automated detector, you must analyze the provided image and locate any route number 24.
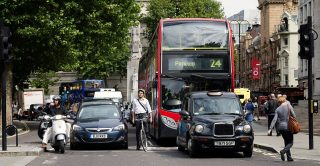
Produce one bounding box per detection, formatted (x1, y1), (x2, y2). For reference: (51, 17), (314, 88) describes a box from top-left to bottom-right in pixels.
(210, 59), (222, 69)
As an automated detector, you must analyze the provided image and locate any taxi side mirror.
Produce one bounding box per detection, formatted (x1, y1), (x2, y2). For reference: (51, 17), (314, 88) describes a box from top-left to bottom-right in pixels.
(179, 110), (190, 120)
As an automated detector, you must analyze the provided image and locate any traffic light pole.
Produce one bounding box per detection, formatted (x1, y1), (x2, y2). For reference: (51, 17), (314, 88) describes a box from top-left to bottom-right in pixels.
(307, 16), (314, 150)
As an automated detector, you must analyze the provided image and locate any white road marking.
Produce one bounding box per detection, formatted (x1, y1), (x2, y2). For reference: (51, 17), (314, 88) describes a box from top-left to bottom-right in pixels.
(42, 159), (56, 165)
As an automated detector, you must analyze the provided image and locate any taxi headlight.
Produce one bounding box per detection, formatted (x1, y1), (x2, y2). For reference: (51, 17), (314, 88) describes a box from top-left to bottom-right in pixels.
(236, 126), (244, 131)
(194, 125), (204, 133)
(243, 124), (251, 133)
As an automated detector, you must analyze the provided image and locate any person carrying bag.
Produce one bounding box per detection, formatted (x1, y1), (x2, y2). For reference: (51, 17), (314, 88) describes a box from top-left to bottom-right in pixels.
(132, 89), (152, 150)
(287, 105), (300, 134)
(268, 96), (296, 162)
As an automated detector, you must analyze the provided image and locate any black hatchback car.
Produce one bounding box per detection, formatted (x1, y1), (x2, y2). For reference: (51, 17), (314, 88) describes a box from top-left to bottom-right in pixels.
(70, 99), (128, 149)
(176, 91), (254, 157)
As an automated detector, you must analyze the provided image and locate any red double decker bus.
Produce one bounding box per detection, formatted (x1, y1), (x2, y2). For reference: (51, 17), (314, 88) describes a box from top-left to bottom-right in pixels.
(138, 18), (235, 141)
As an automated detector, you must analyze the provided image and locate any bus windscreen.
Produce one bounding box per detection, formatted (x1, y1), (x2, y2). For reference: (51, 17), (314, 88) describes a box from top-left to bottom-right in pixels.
(162, 21), (228, 50)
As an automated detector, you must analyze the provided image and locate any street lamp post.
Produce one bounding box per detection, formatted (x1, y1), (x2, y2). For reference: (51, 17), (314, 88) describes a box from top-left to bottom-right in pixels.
(231, 20), (250, 87)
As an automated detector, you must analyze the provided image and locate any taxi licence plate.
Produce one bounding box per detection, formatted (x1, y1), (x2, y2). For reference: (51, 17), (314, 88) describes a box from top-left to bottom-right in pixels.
(214, 141), (235, 146)
(90, 134), (108, 139)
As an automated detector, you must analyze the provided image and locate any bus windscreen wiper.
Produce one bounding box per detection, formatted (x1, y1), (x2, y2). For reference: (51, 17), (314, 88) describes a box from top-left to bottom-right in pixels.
(224, 113), (242, 116)
(161, 74), (182, 80)
(191, 74), (211, 79)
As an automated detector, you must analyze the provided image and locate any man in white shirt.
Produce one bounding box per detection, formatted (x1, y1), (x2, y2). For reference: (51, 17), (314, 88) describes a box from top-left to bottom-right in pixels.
(132, 89), (152, 150)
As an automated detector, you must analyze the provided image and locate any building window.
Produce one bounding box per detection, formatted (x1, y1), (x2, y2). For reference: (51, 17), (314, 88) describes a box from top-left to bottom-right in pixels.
(294, 70), (298, 78)
(300, 7), (303, 23)
(284, 38), (288, 45)
(303, 5), (307, 22)
(285, 74), (288, 86)
(284, 57), (288, 67)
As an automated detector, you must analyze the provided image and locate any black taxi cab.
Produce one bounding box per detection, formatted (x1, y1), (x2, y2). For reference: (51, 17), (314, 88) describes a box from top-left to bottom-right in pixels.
(176, 91), (254, 157)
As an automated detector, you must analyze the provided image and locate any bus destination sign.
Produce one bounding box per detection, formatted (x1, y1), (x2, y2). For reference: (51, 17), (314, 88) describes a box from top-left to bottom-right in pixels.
(168, 57), (223, 71)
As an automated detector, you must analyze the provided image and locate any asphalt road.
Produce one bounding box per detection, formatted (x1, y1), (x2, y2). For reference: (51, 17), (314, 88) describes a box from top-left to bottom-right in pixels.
(8, 121), (320, 166)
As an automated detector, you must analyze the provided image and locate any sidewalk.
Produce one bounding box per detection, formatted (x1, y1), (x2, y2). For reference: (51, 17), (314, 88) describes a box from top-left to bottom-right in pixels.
(252, 117), (320, 161)
(0, 120), (43, 157)
(0, 144), (42, 157)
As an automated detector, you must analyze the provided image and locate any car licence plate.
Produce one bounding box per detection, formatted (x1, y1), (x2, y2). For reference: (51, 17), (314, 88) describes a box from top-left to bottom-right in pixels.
(214, 141), (235, 146)
(90, 134), (108, 139)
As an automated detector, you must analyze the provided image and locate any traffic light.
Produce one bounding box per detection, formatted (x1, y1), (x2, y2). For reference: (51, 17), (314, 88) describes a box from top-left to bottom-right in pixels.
(0, 26), (12, 61)
(298, 16), (313, 59)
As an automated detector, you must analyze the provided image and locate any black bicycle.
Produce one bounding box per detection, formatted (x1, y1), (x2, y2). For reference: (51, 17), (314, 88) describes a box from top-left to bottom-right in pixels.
(135, 116), (148, 152)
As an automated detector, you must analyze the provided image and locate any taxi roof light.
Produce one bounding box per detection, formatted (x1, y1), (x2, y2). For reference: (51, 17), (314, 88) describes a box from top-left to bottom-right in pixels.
(207, 91), (223, 96)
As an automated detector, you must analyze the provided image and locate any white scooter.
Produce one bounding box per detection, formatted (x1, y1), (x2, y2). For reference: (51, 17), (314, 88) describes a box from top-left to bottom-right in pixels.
(50, 115), (68, 153)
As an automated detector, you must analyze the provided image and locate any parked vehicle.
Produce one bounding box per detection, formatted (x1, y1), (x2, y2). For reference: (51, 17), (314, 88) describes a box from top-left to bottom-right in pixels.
(70, 99), (128, 149)
(176, 91), (254, 158)
(59, 79), (106, 107)
(234, 88), (251, 104)
(19, 89), (44, 119)
(94, 91), (123, 107)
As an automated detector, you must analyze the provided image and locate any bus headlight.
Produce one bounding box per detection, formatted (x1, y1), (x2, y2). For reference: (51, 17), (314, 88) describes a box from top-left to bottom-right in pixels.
(194, 125), (204, 133)
(161, 116), (177, 129)
(243, 125), (251, 133)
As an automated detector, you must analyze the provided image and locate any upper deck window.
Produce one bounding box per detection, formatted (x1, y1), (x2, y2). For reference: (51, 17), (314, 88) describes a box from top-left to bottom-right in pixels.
(163, 21), (228, 50)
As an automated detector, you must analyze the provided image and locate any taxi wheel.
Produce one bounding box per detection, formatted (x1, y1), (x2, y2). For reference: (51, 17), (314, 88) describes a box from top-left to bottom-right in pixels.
(187, 139), (197, 157)
(178, 145), (185, 151)
(243, 146), (253, 158)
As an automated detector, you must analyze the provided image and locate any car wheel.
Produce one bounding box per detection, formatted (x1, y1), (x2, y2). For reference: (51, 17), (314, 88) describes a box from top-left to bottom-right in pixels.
(122, 142), (128, 150)
(187, 139), (197, 157)
(243, 145), (253, 158)
(70, 142), (78, 150)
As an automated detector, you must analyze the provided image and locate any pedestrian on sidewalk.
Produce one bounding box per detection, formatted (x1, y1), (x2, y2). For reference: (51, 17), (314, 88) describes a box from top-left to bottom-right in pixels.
(268, 96), (296, 162)
(18, 107), (23, 121)
(252, 97), (260, 121)
(244, 98), (254, 123)
(264, 93), (279, 136)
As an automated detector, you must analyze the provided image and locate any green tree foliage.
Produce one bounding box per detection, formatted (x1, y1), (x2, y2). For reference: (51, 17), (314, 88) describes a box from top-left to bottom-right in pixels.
(145, 0), (224, 40)
(29, 71), (59, 95)
(0, 0), (140, 87)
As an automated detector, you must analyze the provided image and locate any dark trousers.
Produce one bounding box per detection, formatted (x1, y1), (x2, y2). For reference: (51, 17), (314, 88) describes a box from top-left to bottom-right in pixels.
(280, 130), (293, 159)
(135, 114), (148, 147)
(267, 114), (279, 135)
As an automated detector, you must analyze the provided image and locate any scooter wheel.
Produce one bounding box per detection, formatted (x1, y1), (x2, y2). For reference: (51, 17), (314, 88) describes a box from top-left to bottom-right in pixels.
(59, 140), (65, 154)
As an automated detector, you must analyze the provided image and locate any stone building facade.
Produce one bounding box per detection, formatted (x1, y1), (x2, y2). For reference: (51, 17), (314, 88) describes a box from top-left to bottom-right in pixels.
(298, 0), (320, 100)
(241, 0), (299, 94)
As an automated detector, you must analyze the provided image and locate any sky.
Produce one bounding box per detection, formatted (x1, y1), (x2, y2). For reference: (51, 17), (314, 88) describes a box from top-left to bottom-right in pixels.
(216, 0), (259, 17)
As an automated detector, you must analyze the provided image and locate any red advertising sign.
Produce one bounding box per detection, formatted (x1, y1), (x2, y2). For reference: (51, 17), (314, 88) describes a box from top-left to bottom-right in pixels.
(252, 58), (260, 80)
